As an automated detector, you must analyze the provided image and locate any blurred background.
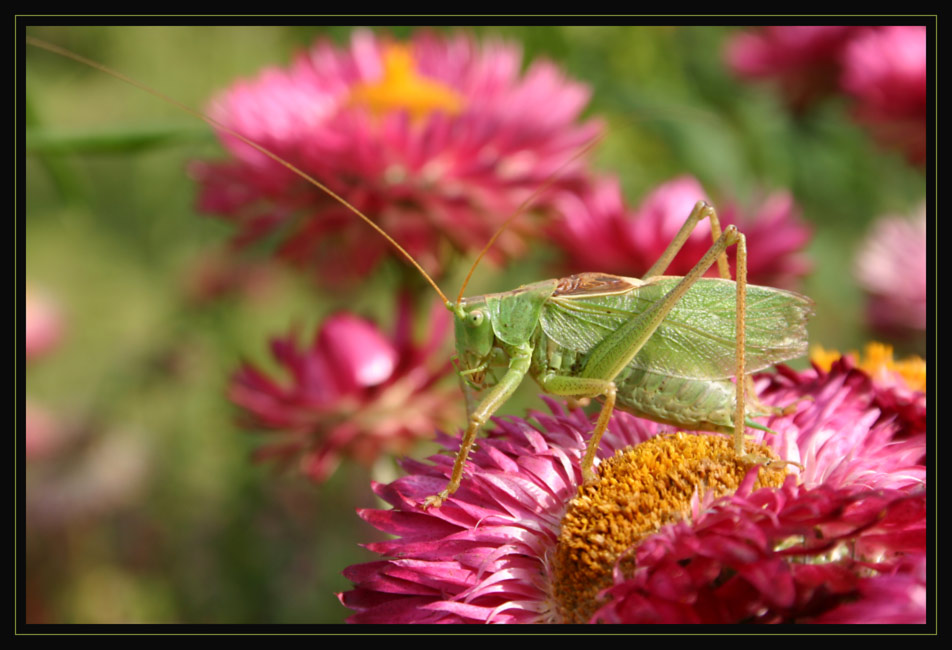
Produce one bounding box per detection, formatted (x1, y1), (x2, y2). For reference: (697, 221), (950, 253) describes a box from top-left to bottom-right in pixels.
(23, 25), (928, 623)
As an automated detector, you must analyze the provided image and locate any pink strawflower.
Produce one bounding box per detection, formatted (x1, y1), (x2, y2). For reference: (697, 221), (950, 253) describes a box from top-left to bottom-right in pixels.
(339, 358), (926, 623)
(854, 205), (927, 339)
(231, 296), (460, 482)
(25, 285), (63, 361)
(726, 26), (862, 110)
(841, 26), (927, 164)
(755, 357), (925, 487)
(549, 175), (811, 289)
(192, 30), (601, 285)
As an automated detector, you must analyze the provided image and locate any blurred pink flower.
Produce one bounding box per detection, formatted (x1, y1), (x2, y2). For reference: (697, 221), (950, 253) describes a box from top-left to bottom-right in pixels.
(549, 175), (811, 289)
(726, 25), (929, 164)
(854, 205), (927, 338)
(841, 26), (927, 164)
(192, 30), (601, 285)
(339, 358), (925, 623)
(25, 285), (63, 361)
(231, 296), (460, 482)
(726, 26), (862, 110)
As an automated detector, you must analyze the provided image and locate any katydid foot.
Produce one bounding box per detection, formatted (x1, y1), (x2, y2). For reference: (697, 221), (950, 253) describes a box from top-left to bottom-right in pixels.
(422, 489), (450, 510)
(739, 452), (804, 472)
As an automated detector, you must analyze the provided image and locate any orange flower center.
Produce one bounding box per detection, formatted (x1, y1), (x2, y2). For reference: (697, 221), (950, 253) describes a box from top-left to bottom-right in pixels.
(349, 45), (464, 120)
(811, 342), (926, 392)
(549, 433), (787, 623)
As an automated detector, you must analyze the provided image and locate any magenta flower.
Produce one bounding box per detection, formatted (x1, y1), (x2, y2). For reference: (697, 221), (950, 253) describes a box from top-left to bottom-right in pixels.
(726, 26), (928, 164)
(339, 358), (925, 623)
(854, 205), (927, 339)
(192, 30), (601, 285)
(841, 26), (927, 164)
(230, 296), (460, 483)
(592, 484), (925, 623)
(549, 175), (811, 289)
(726, 26), (862, 110)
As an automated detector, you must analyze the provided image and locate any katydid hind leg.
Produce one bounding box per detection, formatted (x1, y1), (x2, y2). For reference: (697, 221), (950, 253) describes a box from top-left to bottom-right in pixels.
(596, 202), (789, 470)
(642, 201), (731, 280)
(729, 232), (800, 470)
(733, 229), (749, 458)
(571, 223), (745, 480)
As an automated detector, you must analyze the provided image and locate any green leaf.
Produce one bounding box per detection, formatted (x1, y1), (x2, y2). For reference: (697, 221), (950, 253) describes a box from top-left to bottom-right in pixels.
(26, 123), (214, 154)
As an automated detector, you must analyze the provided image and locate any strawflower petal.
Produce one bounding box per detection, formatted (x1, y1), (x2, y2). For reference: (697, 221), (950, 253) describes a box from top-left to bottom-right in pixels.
(726, 26), (928, 163)
(840, 26), (927, 164)
(725, 26), (862, 110)
(25, 284), (64, 362)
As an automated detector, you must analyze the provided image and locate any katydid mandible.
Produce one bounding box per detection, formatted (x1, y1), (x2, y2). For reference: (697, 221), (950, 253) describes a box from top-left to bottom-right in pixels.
(26, 37), (814, 512)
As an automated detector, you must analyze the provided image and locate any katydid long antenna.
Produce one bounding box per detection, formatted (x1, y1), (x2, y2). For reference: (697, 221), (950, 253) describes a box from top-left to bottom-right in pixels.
(26, 35), (452, 306)
(454, 131), (606, 305)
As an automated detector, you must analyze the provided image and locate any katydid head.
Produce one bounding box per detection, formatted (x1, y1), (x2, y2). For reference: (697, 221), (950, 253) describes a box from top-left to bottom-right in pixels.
(451, 298), (496, 389)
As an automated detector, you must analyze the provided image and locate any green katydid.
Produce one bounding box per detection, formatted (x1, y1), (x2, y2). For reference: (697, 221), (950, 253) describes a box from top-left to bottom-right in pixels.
(428, 199), (813, 507)
(26, 36), (814, 511)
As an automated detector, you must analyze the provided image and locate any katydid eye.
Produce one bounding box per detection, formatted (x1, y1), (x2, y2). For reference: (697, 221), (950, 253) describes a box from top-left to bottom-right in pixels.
(469, 310), (484, 326)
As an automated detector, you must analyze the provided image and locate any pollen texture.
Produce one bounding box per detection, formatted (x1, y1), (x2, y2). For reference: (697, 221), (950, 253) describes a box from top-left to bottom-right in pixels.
(550, 433), (787, 623)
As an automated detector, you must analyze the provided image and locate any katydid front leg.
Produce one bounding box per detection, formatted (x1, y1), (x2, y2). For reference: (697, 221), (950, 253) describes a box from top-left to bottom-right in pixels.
(423, 343), (533, 509)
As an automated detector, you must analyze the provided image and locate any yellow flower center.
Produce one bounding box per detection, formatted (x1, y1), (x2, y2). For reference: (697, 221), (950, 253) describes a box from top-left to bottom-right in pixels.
(349, 45), (464, 120)
(549, 433), (787, 624)
(811, 342), (926, 392)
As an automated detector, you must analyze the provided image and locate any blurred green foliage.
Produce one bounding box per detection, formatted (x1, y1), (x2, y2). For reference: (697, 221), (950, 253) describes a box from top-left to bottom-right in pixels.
(23, 25), (926, 624)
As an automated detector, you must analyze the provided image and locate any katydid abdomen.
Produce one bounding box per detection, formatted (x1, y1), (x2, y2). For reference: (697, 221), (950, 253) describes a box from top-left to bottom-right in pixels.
(607, 368), (740, 434)
(531, 330), (740, 433)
